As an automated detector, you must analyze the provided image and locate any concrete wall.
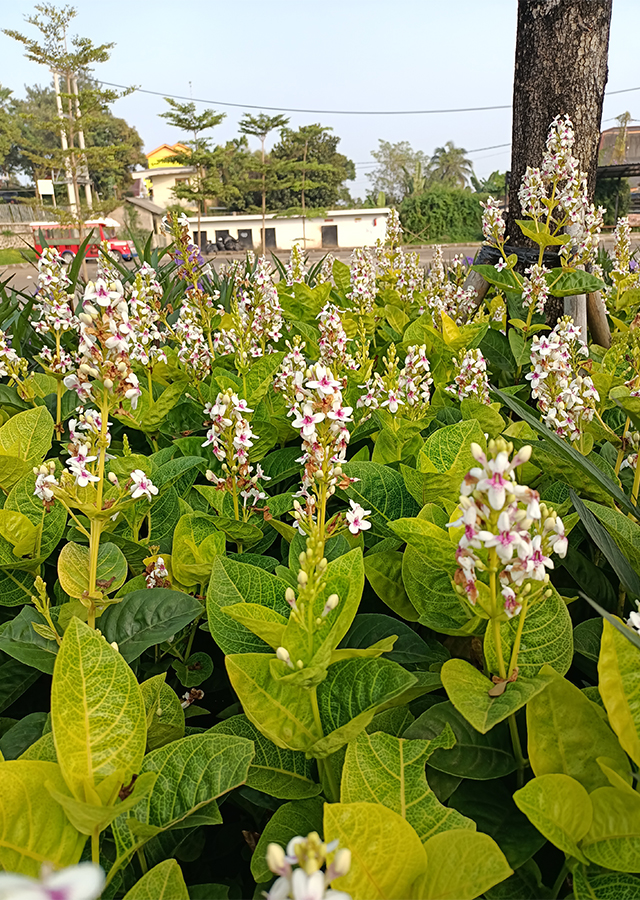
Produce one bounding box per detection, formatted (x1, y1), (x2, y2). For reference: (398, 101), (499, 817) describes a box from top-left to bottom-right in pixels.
(189, 209), (390, 250)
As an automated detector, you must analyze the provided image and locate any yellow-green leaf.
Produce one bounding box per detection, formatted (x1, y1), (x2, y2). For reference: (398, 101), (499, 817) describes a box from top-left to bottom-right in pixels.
(341, 729), (474, 843)
(140, 674), (185, 751)
(122, 859), (189, 900)
(582, 786), (640, 872)
(413, 829), (513, 899)
(0, 760), (86, 876)
(0, 509), (38, 558)
(51, 618), (146, 800)
(57, 540), (128, 600)
(324, 800), (427, 900)
(513, 773), (591, 864)
(598, 618), (640, 768)
(0, 407), (54, 464)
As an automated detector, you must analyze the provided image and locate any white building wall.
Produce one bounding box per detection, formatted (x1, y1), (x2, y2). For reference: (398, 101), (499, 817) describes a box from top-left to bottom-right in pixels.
(187, 209), (390, 250)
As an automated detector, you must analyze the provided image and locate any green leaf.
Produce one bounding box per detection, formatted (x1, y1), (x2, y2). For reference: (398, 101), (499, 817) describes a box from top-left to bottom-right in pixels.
(342, 614), (449, 668)
(400, 466), (458, 508)
(210, 714), (321, 799)
(251, 797), (324, 883)
(0, 712), (47, 760)
(312, 658), (417, 757)
(403, 544), (482, 636)
(214, 516), (263, 547)
(112, 733), (253, 864)
(508, 329), (528, 367)
(0, 657), (39, 711)
(0, 509), (38, 558)
(472, 264), (522, 293)
(526, 666), (631, 792)
(515, 222), (570, 248)
(51, 618), (146, 800)
(0, 760), (86, 876)
(494, 388), (639, 518)
(244, 352), (285, 405)
(0, 406), (54, 464)
(413, 829), (513, 900)
(100, 589), (203, 663)
(571, 492), (640, 597)
(513, 773), (592, 863)
(483, 585), (573, 677)
(598, 618), (640, 768)
(419, 420), (486, 479)
(172, 651), (213, 687)
(171, 513), (226, 587)
(140, 383), (185, 431)
(404, 702), (517, 780)
(364, 550), (419, 621)
(341, 729), (475, 843)
(2, 473), (67, 567)
(223, 602), (287, 649)
(225, 653), (319, 753)
(441, 659), (552, 733)
(546, 268), (605, 297)
(122, 859), (189, 900)
(207, 556), (290, 655)
(57, 541), (128, 599)
(0, 606), (59, 673)
(141, 676), (185, 752)
(582, 786), (640, 872)
(340, 461), (420, 538)
(572, 869), (640, 900)
(333, 258), (351, 294)
(449, 780), (545, 870)
(0, 568), (36, 606)
(324, 801), (428, 900)
(582, 499), (640, 580)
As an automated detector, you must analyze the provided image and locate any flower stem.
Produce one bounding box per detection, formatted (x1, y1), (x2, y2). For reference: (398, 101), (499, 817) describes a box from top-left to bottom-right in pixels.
(492, 616), (507, 680)
(508, 714), (527, 789)
(632, 458), (640, 509)
(87, 517), (103, 629)
(318, 755), (340, 803)
(91, 829), (100, 865)
(615, 417), (631, 476)
(508, 596), (529, 678)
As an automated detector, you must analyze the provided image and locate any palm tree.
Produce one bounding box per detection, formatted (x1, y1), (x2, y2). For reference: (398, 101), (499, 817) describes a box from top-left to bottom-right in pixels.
(430, 141), (473, 188)
(239, 113), (289, 254)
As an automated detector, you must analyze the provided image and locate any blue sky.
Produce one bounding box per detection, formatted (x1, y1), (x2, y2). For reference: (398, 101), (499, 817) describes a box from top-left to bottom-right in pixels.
(2, 0), (639, 197)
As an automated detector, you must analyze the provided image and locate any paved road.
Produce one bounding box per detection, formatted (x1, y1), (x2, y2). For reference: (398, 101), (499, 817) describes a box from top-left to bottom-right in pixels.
(0, 235), (628, 295)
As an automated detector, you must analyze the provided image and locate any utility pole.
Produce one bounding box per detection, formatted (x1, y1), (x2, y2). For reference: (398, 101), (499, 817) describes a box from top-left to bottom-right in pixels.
(52, 70), (77, 213)
(72, 75), (92, 209)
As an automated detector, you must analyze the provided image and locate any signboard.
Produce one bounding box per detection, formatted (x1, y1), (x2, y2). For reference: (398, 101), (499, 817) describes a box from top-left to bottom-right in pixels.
(37, 179), (55, 196)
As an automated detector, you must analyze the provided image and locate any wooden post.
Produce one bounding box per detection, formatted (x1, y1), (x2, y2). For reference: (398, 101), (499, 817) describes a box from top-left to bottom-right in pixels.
(587, 291), (612, 348)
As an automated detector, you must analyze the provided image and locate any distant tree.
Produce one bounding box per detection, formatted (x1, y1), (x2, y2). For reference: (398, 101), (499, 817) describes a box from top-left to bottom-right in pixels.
(471, 170), (507, 195)
(3, 4), (135, 228)
(367, 140), (430, 205)
(270, 124), (355, 211)
(401, 159), (428, 198)
(239, 112), (289, 253)
(0, 85), (19, 178)
(159, 97), (226, 248)
(430, 141), (473, 188)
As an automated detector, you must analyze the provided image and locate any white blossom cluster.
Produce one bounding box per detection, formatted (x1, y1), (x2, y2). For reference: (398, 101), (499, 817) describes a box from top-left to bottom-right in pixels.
(526, 317), (599, 442)
(63, 278), (141, 410)
(34, 247), (79, 338)
(317, 253), (334, 285)
(203, 391), (270, 509)
(145, 556), (170, 589)
(604, 217), (640, 312)
(0, 329), (25, 380)
(374, 209), (425, 300)
(317, 303), (355, 370)
(521, 263), (551, 314)
(453, 441), (567, 618)
(358, 344), (432, 417)
(446, 348), (491, 404)
(480, 196), (506, 245)
(214, 257), (283, 365)
(285, 243), (307, 285)
(265, 832), (351, 900)
(349, 248), (376, 314)
(421, 246), (476, 323)
(128, 262), (167, 368)
(274, 337), (308, 414)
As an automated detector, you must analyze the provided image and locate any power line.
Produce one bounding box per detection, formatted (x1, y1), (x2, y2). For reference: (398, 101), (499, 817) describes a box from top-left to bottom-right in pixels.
(101, 80), (640, 117)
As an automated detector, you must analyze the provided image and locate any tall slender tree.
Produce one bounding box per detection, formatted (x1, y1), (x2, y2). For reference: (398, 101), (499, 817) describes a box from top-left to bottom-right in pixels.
(239, 113), (289, 254)
(430, 141), (473, 188)
(159, 99), (226, 250)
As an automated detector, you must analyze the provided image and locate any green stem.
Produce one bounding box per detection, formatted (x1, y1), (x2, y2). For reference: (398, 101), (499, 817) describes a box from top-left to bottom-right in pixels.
(616, 417), (631, 476)
(183, 615), (201, 661)
(87, 517), (103, 629)
(507, 596), (529, 678)
(508, 714), (527, 789)
(136, 848), (148, 876)
(318, 755), (340, 803)
(632, 458), (640, 509)
(91, 829), (100, 865)
(618, 584), (627, 619)
(492, 616), (507, 680)
(551, 862), (570, 899)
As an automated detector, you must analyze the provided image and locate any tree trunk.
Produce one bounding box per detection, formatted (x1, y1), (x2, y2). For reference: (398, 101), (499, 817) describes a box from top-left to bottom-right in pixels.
(506, 0), (613, 243)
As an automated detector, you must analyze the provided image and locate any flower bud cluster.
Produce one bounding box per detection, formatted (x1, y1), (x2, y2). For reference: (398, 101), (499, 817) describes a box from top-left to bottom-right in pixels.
(214, 257), (283, 367)
(34, 461), (59, 504)
(285, 243), (307, 285)
(288, 364), (354, 516)
(34, 247), (79, 337)
(317, 302), (356, 370)
(129, 263), (168, 368)
(203, 391), (270, 509)
(481, 197), (507, 245)
(265, 832), (351, 900)
(349, 247), (376, 314)
(521, 263), (551, 314)
(374, 210), (425, 301)
(0, 329), (27, 381)
(63, 278), (141, 410)
(145, 556), (170, 589)
(358, 344), (432, 418)
(446, 348), (490, 404)
(274, 337), (308, 414)
(452, 441), (567, 618)
(526, 316), (599, 442)
(421, 246), (476, 323)
(317, 253), (334, 285)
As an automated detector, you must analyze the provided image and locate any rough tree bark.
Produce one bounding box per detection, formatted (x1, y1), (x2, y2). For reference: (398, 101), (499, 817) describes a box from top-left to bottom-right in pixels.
(507, 0), (613, 335)
(506, 0), (613, 240)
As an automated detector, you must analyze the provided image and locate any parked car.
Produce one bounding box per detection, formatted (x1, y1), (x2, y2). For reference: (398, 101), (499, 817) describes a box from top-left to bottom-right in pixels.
(30, 217), (136, 263)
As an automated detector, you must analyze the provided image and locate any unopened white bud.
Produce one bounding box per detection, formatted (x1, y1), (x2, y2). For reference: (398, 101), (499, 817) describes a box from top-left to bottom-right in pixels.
(266, 843), (286, 875)
(333, 848), (351, 877)
(326, 593), (339, 610)
(276, 646), (294, 669)
(110, 641), (119, 652)
(79, 363), (93, 375)
(108, 472), (119, 485)
(78, 313), (93, 325)
(285, 587), (296, 606)
(103, 378), (113, 390)
(297, 570), (308, 586)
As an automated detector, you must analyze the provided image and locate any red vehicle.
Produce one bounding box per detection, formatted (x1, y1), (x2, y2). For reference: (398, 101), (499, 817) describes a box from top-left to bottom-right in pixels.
(31, 217), (136, 263)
